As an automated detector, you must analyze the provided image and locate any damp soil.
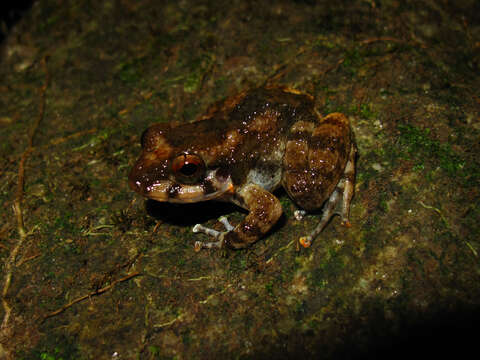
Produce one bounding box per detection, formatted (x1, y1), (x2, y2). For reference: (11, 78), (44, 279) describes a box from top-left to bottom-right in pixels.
(0, 1), (479, 359)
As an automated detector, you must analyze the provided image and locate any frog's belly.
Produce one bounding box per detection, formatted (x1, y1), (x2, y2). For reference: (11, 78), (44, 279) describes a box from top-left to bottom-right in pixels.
(246, 162), (283, 192)
(246, 140), (286, 192)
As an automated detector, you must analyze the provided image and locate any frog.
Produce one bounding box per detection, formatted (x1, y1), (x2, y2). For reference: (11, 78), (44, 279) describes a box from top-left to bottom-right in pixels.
(128, 86), (356, 251)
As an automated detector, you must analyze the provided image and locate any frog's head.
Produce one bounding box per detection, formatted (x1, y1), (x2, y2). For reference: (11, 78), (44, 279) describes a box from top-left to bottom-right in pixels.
(128, 124), (234, 203)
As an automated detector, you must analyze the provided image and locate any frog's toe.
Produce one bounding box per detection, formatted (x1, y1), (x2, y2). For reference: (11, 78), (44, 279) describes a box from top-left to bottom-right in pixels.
(299, 236), (312, 248)
(294, 210), (307, 221)
(192, 224), (225, 250)
(218, 216), (235, 231)
(341, 219), (352, 228)
(194, 239), (224, 252)
(193, 229), (226, 250)
(192, 216), (236, 251)
(193, 223), (222, 238)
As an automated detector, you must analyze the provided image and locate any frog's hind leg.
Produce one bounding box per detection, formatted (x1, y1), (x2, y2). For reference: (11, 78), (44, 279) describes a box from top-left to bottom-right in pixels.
(339, 142), (356, 226)
(299, 143), (356, 248)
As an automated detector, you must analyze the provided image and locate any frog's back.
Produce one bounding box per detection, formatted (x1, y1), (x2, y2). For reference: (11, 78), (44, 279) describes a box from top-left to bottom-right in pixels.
(226, 87), (318, 191)
(231, 87), (316, 126)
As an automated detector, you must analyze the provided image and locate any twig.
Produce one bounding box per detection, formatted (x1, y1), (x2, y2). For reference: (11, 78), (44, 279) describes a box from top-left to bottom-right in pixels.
(16, 253), (41, 267)
(263, 47), (307, 86)
(360, 37), (407, 45)
(267, 239), (296, 262)
(199, 283), (233, 305)
(42, 271), (141, 322)
(360, 36), (426, 49)
(46, 128), (97, 147)
(153, 313), (185, 329)
(1, 56), (49, 334)
(318, 57), (345, 77)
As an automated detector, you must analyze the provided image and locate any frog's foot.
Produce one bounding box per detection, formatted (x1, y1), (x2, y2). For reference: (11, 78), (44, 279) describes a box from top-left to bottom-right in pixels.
(193, 216), (234, 252)
(299, 147), (355, 248)
(299, 185), (346, 248)
(294, 210), (307, 221)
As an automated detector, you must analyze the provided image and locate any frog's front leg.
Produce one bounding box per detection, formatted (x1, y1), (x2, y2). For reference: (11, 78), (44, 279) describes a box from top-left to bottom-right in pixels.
(193, 183), (282, 251)
(192, 217), (234, 250)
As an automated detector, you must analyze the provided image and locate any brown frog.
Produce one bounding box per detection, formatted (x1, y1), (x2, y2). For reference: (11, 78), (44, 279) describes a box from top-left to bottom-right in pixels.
(129, 86), (356, 250)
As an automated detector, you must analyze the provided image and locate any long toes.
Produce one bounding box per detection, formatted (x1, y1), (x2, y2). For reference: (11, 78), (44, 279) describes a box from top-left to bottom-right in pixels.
(193, 217), (235, 251)
(218, 216), (234, 231)
(194, 239), (224, 252)
(193, 224), (222, 238)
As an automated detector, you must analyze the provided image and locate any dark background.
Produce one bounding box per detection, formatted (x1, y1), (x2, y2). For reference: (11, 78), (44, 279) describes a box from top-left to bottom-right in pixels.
(0, 0), (34, 43)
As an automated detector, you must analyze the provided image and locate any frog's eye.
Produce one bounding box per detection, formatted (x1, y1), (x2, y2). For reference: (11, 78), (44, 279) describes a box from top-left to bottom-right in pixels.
(171, 153), (206, 183)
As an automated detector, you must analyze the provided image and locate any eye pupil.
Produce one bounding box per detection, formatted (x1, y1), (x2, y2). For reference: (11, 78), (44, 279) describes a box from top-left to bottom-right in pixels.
(180, 163), (198, 176)
(171, 153), (206, 184)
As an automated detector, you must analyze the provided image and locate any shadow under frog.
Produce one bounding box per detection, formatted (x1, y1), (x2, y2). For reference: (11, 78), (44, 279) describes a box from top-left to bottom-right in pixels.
(129, 86), (356, 251)
(145, 193), (288, 233)
(145, 199), (237, 227)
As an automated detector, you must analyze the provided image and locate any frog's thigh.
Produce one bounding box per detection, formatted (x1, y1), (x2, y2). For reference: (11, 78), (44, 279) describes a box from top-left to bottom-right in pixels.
(224, 184), (282, 249)
(283, 113), (350, 211)
(282, 120), (314, 208)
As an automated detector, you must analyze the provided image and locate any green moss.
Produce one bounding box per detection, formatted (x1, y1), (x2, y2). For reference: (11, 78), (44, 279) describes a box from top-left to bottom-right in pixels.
(358, 103), (378, 120)
(183, 72), (202, 93)
(72, 128), (114, 151)
(265, 281), (274, 296)
(312, 36), (336, 50)
(322, 96), (347, 114)
(20, 334), (81, 360)
(310, 248), (345, 288)
(183, 55), (213, 93)
(279, 196), (294, 217)
(114, 58), (144, 84)
(53, 212), (74, 232)
(341, 48), (366, 76)
(397, 124), (465, 178)
(148, 345), (160, 355)
(377, 192), (389, 213)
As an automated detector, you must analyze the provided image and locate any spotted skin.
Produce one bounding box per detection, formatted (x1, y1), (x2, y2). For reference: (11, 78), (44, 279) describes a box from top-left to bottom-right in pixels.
(129, 86), (356, 250)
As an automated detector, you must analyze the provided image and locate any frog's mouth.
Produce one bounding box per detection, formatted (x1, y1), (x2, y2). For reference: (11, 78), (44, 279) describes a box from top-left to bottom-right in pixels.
(147, 174), (234, 203)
